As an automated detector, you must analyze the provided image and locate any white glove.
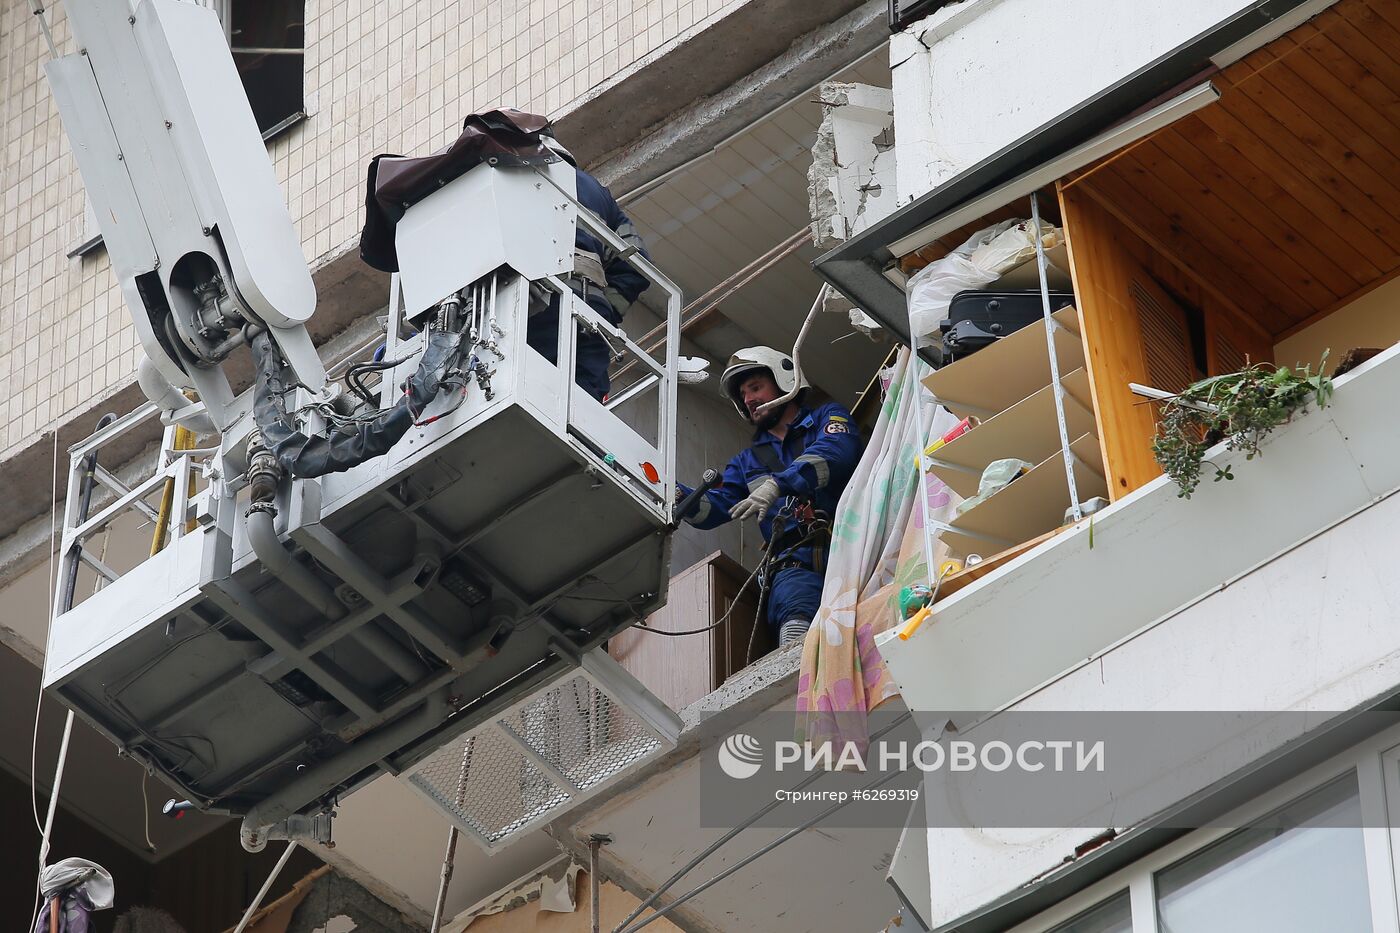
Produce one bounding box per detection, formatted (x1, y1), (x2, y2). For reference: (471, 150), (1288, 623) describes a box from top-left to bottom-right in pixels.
(729, 477), (779, 522)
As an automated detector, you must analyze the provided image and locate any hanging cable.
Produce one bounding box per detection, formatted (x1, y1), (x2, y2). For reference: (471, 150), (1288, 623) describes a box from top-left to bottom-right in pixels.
(1031, 191), (1083, 523)
(914, 362), (941, 591)
(251, 323), (466, 478)
(140, 767), (156, 853)
(628, 507), (827, 638)
(617, 767), (910, 933)
(32, 426), (60, 836)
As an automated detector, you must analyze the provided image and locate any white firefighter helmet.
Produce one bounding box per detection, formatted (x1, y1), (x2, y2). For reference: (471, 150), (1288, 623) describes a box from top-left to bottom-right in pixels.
(720, 346), (808, 419)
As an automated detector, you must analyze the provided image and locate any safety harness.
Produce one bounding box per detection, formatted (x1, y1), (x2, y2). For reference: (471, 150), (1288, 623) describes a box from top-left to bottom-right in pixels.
(749, 434), (832, 575)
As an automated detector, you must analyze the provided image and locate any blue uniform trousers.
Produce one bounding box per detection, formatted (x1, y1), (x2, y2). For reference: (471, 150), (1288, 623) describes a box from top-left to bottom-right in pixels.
(526, 293), (616, 402)
(766, 564), (824, 633)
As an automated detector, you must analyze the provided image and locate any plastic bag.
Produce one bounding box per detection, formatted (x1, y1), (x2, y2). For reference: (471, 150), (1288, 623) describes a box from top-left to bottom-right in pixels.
(955, 458), (1033, 516)
(905, 219), (1064, 349)
(969, 219), (1063, 276)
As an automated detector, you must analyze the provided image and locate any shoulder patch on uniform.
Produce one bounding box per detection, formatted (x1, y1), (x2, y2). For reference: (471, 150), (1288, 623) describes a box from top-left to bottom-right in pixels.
(824, 421), (850, 435)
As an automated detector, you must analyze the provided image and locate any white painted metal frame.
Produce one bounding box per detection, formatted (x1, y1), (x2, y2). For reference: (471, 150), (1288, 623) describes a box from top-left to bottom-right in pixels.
(539, 165), (683, 512)
(1005, 723), (1400, 933)
(46, 400), (223, 685)
(51, 402), (208, 609)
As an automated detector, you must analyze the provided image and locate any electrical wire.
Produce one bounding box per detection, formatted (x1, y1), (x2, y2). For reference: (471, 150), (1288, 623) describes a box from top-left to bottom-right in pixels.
(630, 504), (829, 638)
(632, 556), (768, 637)
(140, 766), (156, 853)
(32, 426), (59, 836)
(413, 379), (469, 427)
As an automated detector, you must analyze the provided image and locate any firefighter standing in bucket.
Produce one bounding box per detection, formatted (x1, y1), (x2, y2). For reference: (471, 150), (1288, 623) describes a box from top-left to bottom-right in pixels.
(526, 128), (650, 402)
(678, 347), (863, 647)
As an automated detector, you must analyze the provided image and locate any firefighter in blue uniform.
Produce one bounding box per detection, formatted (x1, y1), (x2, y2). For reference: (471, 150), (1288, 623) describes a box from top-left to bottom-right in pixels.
(679, 347), (863, 647)
(526, 130), (651, 401)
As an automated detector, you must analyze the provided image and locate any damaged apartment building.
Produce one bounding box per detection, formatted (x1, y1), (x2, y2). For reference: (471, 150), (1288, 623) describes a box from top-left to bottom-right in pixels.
(8, 0), (1400, 931)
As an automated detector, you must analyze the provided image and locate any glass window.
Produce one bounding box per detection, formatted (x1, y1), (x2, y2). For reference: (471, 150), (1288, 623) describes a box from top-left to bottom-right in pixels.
(1049, 891), (1132, 933)
(211, 0), (306, 134)
(1155, 773), (1370, 932)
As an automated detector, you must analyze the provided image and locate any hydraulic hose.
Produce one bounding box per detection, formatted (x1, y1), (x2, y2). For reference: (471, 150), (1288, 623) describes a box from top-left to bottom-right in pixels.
(244, 505), (428, 685)
(250, 329), (463, 478)
(245, 507), (344, 619)
(136, 358), (216, 435)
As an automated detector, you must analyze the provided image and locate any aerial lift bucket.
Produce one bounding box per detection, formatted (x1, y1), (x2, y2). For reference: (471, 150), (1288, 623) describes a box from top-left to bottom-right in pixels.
(41, 0), (684, 852)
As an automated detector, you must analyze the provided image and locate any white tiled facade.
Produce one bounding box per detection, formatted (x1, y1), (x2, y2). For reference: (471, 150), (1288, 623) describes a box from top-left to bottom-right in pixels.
(0, 0), (739, 458)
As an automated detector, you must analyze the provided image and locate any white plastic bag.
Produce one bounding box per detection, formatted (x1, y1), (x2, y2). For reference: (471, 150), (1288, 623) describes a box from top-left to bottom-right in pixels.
(905, 219), (1064, 349)
(955, 458), (1033, 516)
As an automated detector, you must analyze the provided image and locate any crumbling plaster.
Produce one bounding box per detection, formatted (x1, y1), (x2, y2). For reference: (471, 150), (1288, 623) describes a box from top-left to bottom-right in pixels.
(808, 82), (897, 250)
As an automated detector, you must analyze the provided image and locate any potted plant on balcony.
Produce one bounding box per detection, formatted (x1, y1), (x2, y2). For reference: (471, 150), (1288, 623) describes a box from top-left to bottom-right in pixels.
(1153, 358), (1333, 498)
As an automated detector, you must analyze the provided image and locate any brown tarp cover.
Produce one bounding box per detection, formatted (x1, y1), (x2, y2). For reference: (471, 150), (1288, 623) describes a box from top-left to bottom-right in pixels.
(358, 108), (561, 273)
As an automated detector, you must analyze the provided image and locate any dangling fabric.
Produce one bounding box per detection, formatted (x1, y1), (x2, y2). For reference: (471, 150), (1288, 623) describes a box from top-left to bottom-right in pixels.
(31, 858), (114, 933)
(795, 348), (963, 752)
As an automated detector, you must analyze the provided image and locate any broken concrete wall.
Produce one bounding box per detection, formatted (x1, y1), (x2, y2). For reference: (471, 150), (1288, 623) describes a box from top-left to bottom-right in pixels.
(809, 82), (898, 251)
(808, 82), (898, 341)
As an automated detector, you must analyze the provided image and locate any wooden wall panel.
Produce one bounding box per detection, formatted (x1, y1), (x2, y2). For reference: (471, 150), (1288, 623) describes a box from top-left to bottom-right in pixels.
(1059, 185), (1163, 498)
(608, 557), (717, 711)
(1060, 182), (1275, 499)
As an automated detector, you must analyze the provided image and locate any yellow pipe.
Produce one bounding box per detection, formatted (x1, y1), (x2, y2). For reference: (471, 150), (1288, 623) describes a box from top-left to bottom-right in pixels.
(150, 424), (197, 556)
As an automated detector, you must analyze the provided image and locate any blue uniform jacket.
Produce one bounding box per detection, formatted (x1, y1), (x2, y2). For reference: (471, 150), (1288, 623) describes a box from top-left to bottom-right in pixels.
(682, 403), (863, 567)
(574, 169), (650, 320)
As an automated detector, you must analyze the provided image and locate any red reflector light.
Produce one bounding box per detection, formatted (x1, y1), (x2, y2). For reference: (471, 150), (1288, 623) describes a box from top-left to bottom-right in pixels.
(641, 461), (660, 484)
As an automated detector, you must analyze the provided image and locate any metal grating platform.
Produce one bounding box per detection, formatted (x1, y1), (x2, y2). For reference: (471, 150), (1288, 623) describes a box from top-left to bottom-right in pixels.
(405, 651), (680, 850)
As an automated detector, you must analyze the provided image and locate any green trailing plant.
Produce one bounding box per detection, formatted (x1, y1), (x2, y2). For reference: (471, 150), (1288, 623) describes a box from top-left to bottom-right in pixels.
(1152, 356), (1334, 498)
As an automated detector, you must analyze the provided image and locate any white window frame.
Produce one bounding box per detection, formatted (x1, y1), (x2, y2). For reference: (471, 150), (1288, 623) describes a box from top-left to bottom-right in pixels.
(1007, 721), (1400, 933)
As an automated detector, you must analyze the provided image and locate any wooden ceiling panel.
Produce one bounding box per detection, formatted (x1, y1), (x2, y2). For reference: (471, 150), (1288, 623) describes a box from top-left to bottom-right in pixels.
(1100, 158), (1311, 324)
(1275, 32), (1400, 169)
(1146, 139), (1354, 304)
(1166, 117), (1381, 285)
(1296, 27), (1400, 128)
(1074, 0), (1400, 338)
(1336, 2), (1400, 83)
(1231, 59), (1400, 220)
(1076, 167), (1296, 336)
(1188, 103), (1396, 271)
(1129, 138), (1346, 305)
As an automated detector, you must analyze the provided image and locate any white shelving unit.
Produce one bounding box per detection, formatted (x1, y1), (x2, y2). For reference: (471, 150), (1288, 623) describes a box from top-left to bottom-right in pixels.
(922, 305), (1107, 558)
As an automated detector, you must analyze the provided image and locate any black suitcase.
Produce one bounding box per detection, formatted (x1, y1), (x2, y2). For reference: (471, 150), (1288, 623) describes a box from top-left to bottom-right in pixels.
(940, 289), (1075, 361)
